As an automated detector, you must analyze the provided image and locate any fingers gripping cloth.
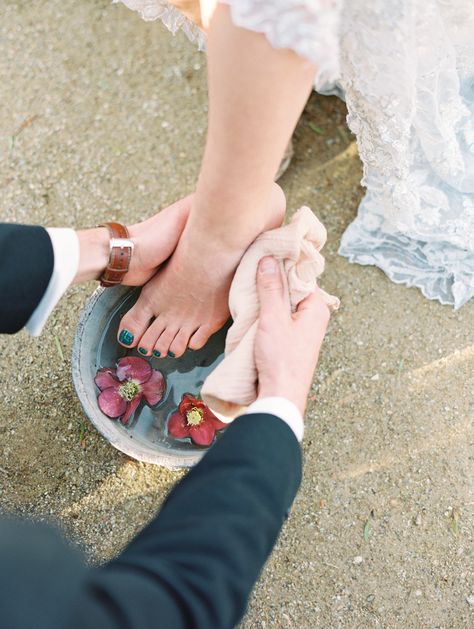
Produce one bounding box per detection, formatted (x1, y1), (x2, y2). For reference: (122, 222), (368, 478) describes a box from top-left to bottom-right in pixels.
(201, 206), (340, 420)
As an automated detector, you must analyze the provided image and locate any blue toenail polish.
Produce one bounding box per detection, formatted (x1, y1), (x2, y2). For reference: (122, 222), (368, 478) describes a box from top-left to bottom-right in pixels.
(153, 350), (161, 357)
(119, 329), (134, 346)
(138, 347), (148, 355)
(168, 351), (175, 358)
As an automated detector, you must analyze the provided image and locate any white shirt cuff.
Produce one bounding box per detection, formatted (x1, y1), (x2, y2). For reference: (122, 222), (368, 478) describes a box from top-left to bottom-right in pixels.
(245, 397), (304, 442)
(25, 228), (80, 337)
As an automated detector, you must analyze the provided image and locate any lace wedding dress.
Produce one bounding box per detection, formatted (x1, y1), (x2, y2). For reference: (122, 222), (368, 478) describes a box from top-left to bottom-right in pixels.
(115, 0), (474, 308)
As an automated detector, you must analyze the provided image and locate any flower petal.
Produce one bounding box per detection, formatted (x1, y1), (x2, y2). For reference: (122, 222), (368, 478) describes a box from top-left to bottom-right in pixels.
(121, 394), (142, 425)
(141, 369), (166, 406)
(190, 422), (216, 447)
(203, 406), (227, 431)
(94, 368), (120, 391)
(98, 388), (127, 418)
(179, 393), (198, 415)
(116, 356), (152, 384)
(167, 411), (190, 440)
(210, 416), (227, 431)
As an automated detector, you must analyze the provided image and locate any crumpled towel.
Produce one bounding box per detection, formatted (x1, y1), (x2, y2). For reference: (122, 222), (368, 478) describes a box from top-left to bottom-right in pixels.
(201, 206), (340, 421)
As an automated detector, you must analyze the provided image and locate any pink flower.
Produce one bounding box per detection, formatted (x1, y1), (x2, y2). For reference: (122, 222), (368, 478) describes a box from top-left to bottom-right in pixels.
(95, 356), (165, 425)
(168, 394), (227, 447)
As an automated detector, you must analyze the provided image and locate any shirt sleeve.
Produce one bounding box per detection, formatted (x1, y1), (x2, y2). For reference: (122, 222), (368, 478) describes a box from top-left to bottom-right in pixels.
(25, 228), (80, 337)
(245, 396), (304, 442)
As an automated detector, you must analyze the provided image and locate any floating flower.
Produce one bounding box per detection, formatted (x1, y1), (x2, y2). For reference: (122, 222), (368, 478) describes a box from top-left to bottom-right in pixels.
(95, 356), (165, 425)
(168, 393), (227, 446)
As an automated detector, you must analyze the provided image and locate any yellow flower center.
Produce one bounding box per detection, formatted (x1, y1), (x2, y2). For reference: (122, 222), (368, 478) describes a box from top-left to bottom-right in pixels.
(119, 381), (141, 401)
(186, 407), (204, 426)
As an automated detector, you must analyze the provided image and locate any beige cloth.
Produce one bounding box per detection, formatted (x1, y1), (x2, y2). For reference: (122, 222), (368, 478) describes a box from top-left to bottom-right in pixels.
(201, 206), (340, 420)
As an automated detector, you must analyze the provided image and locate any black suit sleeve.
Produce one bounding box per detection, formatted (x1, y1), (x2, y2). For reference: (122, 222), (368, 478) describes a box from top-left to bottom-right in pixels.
(0, 414), (301, 629)
(76, 413), (301, 629)
(0, 223), (54, 333)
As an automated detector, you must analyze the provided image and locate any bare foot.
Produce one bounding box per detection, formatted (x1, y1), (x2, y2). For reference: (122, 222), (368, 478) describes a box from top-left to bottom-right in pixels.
(117, 183), (286, 357)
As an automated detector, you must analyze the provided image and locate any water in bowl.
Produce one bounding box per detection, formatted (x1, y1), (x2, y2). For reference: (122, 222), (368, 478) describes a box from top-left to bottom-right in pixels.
(96, 289), (230, 452)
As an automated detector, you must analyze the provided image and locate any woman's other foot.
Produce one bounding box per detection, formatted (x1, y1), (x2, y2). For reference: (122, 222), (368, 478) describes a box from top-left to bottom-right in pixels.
(118, 183), (286, 357)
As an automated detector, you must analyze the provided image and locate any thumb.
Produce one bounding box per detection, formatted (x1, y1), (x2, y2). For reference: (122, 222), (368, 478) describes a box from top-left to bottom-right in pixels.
(256, 256), (285, 312)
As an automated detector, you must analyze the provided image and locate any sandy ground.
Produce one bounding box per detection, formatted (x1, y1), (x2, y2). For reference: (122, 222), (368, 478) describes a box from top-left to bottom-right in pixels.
(1, 2), (473, 627)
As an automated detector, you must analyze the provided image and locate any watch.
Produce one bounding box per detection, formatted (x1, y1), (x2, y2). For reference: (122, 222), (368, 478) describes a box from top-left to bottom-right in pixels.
(98, 222), (134, 288)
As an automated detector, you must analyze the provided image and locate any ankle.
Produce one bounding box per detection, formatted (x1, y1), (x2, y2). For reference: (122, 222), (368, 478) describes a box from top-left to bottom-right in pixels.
(189, 182), (285, 250)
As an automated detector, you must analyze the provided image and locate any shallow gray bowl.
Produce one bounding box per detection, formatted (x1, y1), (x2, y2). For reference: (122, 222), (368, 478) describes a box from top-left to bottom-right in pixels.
(72, 286), (228, 468)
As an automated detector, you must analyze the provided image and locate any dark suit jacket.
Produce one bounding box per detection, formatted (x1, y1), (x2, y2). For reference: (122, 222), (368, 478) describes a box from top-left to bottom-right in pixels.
(0, 224), (54, 333)
(0, 223), (302, 629)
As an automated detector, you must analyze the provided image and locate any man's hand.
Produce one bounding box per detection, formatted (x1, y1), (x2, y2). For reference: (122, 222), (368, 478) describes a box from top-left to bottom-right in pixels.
(124, 196), (190, 286)
(74, 196), (191, 285)
(254, 256), (330, 416)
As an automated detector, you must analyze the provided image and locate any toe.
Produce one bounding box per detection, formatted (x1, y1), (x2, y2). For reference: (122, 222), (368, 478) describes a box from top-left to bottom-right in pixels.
(154, 326), (180, 358)
(136, 316), (167, 357)
(118, 301), (154, 349)
(188, 325), (212, 351)
(168, 328), (195, 358)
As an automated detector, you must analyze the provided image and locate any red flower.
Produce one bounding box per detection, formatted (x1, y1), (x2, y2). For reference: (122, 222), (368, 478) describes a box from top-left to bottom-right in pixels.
(95, 356), (165, 425)
(168, 394), (227, 446)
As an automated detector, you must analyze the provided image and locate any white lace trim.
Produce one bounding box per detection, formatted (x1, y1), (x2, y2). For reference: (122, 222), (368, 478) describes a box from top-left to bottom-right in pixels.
(112, 0), (206, 50)
(339, 197), (474, 310)
(337, 0), (474, 308)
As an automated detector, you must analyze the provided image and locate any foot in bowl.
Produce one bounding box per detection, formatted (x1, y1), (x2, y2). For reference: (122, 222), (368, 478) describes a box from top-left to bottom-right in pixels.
(118, 184), (286, 358)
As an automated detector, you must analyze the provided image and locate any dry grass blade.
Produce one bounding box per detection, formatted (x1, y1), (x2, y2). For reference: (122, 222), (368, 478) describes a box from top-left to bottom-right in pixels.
(450, 507), (460, 535)
(14, 114), (40, 138)
(54, 335), (65, 362)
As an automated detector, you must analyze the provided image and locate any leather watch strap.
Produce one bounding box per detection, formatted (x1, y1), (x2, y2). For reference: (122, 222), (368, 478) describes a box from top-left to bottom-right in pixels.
(98, 222), (134, 288)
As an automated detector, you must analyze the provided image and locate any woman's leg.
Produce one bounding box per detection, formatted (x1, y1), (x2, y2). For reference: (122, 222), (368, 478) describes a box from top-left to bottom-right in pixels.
(118, 4), (316, 357)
